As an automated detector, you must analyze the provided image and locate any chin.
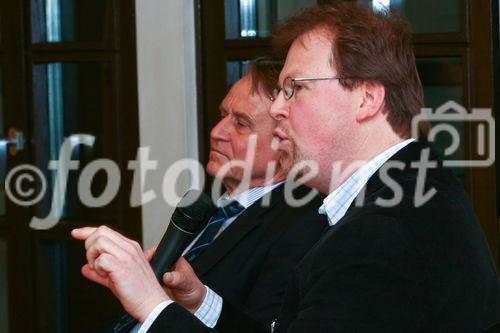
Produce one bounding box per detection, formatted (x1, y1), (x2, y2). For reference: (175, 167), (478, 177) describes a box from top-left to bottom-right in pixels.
(206, 160), (219, 177)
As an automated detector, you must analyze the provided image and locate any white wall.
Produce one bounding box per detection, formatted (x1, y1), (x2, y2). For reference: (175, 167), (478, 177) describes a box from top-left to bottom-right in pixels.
(135, 0), (199, 248)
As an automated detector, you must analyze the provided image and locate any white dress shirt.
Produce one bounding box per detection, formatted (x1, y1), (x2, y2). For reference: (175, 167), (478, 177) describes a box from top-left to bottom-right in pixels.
(133, 182), (284, 333)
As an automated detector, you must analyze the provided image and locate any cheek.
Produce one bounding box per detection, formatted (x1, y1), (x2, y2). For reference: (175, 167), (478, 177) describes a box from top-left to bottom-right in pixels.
(289, 110), (327, 148)
(251, 139), (281, 173)
(290, 95), (354, 144)
(231, 137), (249, 161)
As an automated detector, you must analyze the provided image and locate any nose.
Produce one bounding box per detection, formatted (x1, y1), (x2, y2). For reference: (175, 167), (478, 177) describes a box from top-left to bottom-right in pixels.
(210, 117), (230, 142)
(269, 92), (290, 121)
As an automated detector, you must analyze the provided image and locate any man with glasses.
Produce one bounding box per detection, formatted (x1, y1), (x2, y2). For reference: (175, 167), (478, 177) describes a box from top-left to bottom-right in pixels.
(76, 2), (500, 332)
(272, 76), (343, 100)
(72, 59), (327, 332)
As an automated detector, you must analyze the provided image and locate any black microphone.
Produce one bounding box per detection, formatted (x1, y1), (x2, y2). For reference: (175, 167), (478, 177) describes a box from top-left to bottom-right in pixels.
(149, 189), (215, 280)
(108, 190), (214, 333)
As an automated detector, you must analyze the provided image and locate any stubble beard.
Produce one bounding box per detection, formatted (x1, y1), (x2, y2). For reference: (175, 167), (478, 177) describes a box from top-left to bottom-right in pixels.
(279, 138), (308, 181)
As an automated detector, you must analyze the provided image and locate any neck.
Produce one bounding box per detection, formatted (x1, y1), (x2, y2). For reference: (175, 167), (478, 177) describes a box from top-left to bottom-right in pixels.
(320, 130), (406, 194)
(223, 175), (285, 196)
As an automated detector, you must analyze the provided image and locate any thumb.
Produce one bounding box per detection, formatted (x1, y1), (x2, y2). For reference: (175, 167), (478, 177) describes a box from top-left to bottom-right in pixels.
(163, 271), (191, 290)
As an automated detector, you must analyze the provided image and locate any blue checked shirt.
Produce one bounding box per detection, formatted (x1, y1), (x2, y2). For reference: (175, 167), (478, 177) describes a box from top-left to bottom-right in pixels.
(134, 182), (284, 332)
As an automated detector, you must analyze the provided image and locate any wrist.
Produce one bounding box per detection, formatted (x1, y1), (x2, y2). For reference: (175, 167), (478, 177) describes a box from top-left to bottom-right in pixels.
(190, 285), (207, 314)
(136, 289), (170, 322)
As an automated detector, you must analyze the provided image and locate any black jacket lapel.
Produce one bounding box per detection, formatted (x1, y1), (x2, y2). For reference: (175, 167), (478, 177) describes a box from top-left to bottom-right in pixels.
(190, 184), (286, 277)
(327, 141), (436, 233)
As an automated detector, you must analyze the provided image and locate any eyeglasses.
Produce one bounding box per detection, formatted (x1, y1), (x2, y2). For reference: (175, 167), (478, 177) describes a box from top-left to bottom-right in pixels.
(271, 76), (344, 101)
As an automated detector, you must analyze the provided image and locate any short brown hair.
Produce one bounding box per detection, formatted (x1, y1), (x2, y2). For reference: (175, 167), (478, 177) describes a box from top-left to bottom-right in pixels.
(273, 2), (426, 138)
(248, 57), (283, 99)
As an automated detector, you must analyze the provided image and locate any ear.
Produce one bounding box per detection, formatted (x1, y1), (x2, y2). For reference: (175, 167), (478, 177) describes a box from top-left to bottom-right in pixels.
(356, 82), (386, 122)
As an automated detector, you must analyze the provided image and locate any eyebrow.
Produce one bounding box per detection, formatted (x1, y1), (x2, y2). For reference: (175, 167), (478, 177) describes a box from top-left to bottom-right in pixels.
(218, 104), (254, 123)
(232, 110), (254, 125)
(278, 70), (302, 85)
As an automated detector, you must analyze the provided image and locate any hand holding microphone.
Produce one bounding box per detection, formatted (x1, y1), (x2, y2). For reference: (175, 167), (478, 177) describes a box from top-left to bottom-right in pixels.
(149, 189), (214, 280)
(71, 190), (214, 323)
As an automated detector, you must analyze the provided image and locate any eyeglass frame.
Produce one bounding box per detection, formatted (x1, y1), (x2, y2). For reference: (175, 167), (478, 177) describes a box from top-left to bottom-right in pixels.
(271, 76), (345, 101)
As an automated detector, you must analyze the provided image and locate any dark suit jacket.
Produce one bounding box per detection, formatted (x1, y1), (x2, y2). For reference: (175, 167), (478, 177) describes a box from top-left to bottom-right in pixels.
(106, 184), (326, 333)
(190, 183), (327, 328)
(148, 141), (500, 333)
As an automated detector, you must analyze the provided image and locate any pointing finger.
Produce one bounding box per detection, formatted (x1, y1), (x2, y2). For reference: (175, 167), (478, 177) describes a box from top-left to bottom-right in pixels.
(71, 227), (98, 240)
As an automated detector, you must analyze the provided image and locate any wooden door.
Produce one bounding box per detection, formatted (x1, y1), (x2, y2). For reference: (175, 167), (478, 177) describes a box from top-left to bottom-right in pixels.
(0, 0), (141, 332)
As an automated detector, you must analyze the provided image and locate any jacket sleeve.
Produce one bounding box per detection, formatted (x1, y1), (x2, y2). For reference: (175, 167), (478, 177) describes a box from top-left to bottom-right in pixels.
(147, 303), (215, 333)
(147, 302), (268, 333)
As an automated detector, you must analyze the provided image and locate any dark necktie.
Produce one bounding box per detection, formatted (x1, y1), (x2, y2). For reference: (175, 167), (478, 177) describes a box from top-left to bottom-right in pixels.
(184, 200), (244, 263)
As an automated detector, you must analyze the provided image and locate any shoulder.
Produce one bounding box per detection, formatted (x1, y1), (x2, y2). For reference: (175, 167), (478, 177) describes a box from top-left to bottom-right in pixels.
(263, 184), (328, 241)
(309, 164), (482, 274)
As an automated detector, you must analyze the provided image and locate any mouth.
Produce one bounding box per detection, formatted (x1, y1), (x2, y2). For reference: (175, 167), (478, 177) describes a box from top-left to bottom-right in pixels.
(272, 128), (291, 151)
(209, 148), (229, 161)
(273, 128), (289, 142)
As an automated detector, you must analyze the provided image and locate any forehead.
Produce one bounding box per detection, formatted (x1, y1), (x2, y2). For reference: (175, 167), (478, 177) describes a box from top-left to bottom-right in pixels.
(280, 29), (335, 81)
(220, 75), (272, 123)
(222, 75), (252, 105)
(221, 75), (270, 117)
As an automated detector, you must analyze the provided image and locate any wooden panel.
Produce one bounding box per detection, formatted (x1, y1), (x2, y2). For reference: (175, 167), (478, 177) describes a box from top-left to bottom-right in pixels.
(0, 0), (142, 332)
(0, 235), (8, 333)
(28, 0), (115, 46)
(468, 0), (498, 267)
(33, 235), (122, 333)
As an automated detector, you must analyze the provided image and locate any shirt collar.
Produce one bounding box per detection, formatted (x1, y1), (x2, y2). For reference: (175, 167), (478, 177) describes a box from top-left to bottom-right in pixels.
(218, 181), (285, 209)
(319, 138), (415, 226)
